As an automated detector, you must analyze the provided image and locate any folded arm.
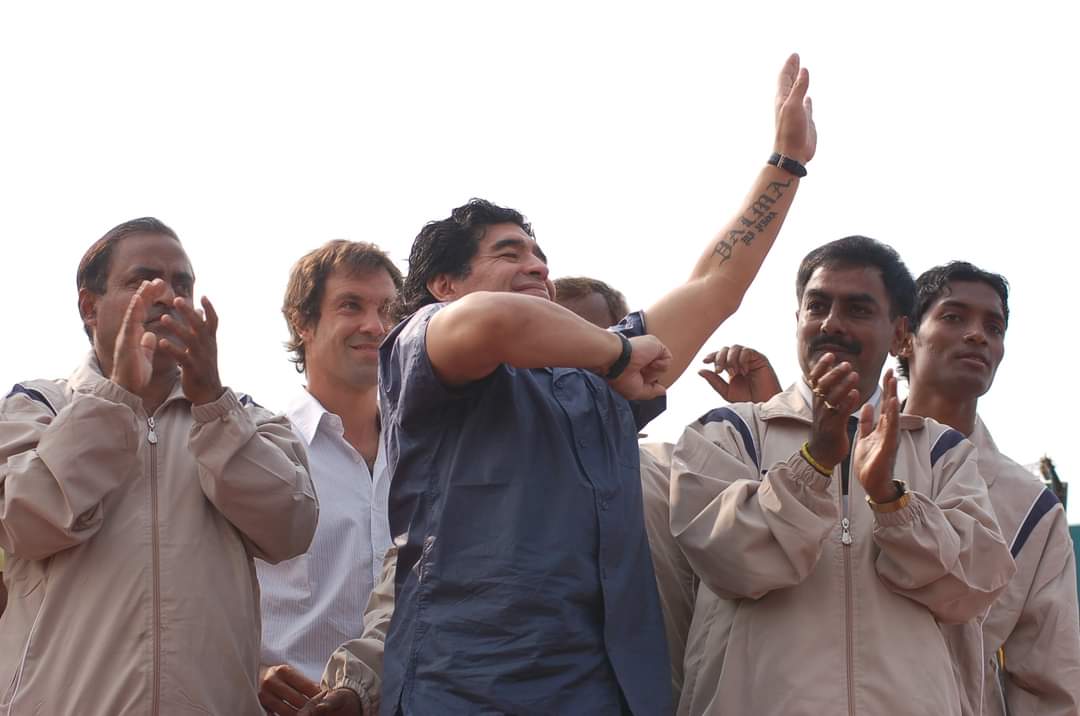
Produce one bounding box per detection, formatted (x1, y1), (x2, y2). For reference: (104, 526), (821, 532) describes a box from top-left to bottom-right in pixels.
(0, 381), (142, 560)
(872, 441), (1014, 624)
(189, 390), (317, 564)
(670, 418), (837, 600)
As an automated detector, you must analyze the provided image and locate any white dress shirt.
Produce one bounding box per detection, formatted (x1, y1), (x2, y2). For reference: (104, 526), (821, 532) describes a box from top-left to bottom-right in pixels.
(257, 388), (392, 681)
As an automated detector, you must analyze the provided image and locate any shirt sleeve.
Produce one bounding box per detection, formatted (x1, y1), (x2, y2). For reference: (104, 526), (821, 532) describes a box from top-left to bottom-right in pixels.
(670, 412), (837, 600)
(380, 304), (495, 429)
(610, 311), (666, 430)
(871, 430), (1015, 624)
(1001, 505), (1080, 716)
(189, 389), (317, 564)
(321, 544), (397, 716)
(0, 380), (143, 560)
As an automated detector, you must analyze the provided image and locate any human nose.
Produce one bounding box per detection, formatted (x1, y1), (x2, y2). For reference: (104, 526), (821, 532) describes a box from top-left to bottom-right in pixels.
(524, 253), (549, 280)
(820, 306), (845, 335)
(963, 322), (988, 345)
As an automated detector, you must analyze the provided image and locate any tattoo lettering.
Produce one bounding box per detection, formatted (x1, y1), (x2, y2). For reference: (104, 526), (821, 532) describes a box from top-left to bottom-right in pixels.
(712, 178), (793, 264)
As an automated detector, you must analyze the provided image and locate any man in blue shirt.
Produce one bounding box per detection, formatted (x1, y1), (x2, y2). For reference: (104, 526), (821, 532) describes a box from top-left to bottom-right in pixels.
(303, 53), (818, 716)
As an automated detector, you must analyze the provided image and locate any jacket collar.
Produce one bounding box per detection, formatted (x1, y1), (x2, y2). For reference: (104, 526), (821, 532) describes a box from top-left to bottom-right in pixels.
(69, 351), (186, 410)
(968, 415), (1003, 486)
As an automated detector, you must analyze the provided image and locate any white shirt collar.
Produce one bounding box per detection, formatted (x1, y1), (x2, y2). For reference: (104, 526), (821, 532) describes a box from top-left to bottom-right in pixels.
(286, 387), (342, 446)
(796, 377), (882, 418)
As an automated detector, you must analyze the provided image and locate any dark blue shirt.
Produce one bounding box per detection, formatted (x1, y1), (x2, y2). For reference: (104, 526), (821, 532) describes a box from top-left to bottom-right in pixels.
(378, 303), (672, 716)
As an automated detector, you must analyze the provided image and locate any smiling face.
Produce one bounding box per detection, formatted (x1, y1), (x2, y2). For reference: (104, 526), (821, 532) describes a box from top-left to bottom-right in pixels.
(79, 232), (195, 379)
(902, 280), (1006, 401)
(796, 264), (907, 402)
(431, 222), (554, 302)
(300, 266), (399, 391)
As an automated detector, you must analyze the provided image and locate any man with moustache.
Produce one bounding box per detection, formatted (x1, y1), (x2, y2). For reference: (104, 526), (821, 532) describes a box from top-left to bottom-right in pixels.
(303, 54), (818, 716)
(898, 262), (1080, 715)
(669, 236), (1014, 715)
(258, 241), (403, 716)
(0, 218), (317, 715)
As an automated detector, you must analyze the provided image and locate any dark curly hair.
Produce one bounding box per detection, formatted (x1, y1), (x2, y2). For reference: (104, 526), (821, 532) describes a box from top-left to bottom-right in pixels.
(896, 261), (1009, 379)
(795, 236), (915, 321)
(397, 198), (534, 320)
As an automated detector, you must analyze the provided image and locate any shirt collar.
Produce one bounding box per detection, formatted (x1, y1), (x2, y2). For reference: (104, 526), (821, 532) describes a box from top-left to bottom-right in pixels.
(286, 388), (343, 446)
(796, 377), (882, 419)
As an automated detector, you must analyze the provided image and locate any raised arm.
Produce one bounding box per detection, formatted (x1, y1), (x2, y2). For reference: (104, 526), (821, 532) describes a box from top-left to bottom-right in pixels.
(647, 53), (817, 387)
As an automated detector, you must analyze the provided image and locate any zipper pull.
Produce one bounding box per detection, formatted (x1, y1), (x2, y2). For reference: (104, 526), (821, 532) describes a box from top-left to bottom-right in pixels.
(147, 417), (158, 445)
(841, 517), (853, 546)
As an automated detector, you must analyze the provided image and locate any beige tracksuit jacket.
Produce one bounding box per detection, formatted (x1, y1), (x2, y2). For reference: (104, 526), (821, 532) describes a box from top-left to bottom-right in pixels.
(943, 418), (1080, 716)
(0, 354), (317, 716)
(655, 385), (1014, 716)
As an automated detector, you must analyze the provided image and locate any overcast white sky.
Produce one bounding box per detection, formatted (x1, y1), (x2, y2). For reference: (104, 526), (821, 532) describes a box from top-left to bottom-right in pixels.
(2, 2), (1077, 522)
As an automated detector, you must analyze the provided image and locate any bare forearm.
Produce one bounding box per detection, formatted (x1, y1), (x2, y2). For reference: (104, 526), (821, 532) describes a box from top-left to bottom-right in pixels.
(428, 292), (622, 385)
(647, 165), (799, 386)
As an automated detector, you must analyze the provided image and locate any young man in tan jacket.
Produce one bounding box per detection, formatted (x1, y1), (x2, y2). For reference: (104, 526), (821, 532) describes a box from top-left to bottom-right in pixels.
(899, 261), (1080, 716)
(668, 237), (1015, 715)
(0, 218), (317, 715)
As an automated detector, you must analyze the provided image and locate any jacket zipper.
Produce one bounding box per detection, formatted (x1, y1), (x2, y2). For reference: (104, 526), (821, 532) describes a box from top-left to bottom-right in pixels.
(147, 416), (161, 716)
(841, 423), (856, 716)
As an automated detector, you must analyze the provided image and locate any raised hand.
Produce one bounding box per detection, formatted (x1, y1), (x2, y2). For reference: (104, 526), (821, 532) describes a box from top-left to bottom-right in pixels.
(608, 335), (672, 401)
(296, 688), (363, 716)
(698, 344), (782, 403)
(853, 369), (901, 503)
(110, 279), (168, 395)
(805, 352), (862, 469)
(157, 295), (225, 405)
(774, 53), (817, 165)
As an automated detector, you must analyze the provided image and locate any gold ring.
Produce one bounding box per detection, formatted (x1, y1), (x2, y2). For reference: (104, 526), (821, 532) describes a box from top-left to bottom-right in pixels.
(823, 399), (839, 411)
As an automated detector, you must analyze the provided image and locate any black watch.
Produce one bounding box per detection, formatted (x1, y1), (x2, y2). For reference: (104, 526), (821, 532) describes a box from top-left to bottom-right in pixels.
(768, 152), (807, 178)
(604, 333), (633, 380)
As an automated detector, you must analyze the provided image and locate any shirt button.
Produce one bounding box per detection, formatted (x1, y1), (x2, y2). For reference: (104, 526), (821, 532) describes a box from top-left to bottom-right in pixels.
(578, 439), (587, 447)
(599, 500), (609, 511)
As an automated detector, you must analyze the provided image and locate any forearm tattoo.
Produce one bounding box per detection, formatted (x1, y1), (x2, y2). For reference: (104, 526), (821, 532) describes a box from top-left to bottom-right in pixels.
(712, 178), (792, 264)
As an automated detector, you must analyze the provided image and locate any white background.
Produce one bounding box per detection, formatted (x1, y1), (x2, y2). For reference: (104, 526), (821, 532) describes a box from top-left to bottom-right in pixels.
(2, 2), (1077, 521)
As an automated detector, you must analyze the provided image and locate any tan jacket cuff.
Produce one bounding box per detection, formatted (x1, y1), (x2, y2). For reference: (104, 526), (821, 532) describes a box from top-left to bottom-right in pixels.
(789, 452), (833, 492)
(336, 679), (376, 715)
(190, 388), (242, 423)
(871, 495), (921, 527)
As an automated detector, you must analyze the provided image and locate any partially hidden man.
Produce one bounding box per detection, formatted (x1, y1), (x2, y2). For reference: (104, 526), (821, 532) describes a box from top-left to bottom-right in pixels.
(667, 237), (1015, 715)
(305, 53), (818, 715)
(899, 262), (1080, 715)
(0, 218), (317, 715)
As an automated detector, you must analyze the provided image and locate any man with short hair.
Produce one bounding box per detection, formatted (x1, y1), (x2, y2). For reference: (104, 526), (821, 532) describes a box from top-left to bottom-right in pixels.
(258, 240), (404, 716)
(554, 276), (630, 328)
(668, 236), (1014, 715)
(0, 217), (317, 715)
(306, 54), (817, 715)
(899, 261), (1080, 716)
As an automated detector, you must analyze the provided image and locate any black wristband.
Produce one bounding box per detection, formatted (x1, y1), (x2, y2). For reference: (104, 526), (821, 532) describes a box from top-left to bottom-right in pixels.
(768, 152), (807, 178)
(604, 333), (633, 380)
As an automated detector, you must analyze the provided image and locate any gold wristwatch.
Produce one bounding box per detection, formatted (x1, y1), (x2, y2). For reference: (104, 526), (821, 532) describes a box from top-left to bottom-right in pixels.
(866, 479), (911, 513)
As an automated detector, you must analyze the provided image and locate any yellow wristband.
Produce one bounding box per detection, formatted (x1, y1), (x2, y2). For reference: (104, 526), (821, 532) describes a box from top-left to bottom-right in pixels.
(800, 442), (833, 477)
